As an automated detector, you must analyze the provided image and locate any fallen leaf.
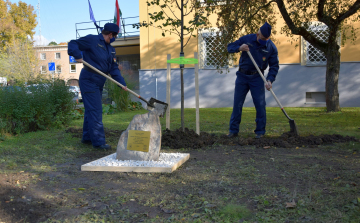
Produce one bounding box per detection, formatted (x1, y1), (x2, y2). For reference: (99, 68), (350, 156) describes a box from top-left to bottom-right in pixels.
(296, 147), (299, 149)
(130, 199), (135, 201)
(78, 188), (85, 190)
(286, 199), (296, 208)
(351, 182), (357, 186)
(263, 146), (270, 149)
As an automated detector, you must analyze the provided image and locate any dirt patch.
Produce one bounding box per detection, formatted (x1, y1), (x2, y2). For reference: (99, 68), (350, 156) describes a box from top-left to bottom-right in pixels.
(66, 127), (359, 149)
(161, 128), (359, 149)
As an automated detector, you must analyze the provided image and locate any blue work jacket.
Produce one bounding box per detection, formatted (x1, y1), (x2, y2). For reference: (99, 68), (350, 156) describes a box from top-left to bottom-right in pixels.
(227, 34), (279, 83)
(68, 34), (126, 87)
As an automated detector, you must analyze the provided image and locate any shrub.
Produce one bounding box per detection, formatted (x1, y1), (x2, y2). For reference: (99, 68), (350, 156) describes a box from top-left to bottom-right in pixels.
(105, 78), (143, 112)
(0, 79), (75, 135)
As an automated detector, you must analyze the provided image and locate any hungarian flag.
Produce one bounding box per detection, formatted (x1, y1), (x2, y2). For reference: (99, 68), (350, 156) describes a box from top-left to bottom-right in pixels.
(114, 0), (122, 36)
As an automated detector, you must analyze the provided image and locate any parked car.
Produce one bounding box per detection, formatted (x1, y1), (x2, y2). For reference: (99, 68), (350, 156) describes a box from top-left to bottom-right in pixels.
(68, 86), (79, 96)
(68, 86), (83, 102)
(0, 86), (22, 92)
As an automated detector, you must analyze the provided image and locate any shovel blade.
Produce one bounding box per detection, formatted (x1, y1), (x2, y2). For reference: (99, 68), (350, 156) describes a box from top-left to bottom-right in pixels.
(289, 119), (299, 136)
(146, 98), (168, 117)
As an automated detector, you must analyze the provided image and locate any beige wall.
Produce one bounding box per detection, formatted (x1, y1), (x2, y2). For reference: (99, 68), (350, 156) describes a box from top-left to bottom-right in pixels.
(139, 1), (360, 68)
(139, 0), (198, 69)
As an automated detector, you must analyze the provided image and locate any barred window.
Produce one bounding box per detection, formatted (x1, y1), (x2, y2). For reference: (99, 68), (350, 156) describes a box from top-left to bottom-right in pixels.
(198, 29), (229, 69)
(301, 22), (340, 66)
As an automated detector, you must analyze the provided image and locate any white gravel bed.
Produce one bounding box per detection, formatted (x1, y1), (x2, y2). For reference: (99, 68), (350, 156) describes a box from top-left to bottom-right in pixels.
(83, 152), (189, 168)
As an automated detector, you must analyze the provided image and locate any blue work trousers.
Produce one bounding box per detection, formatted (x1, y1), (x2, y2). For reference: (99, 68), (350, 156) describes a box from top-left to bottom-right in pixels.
(229, 72), (266, 135)
(79, 69), (106, 147)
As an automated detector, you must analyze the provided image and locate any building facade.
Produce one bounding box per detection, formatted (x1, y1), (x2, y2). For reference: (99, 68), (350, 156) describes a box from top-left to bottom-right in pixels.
(34, 45), (82, 86)
(137, 1), (360, 108)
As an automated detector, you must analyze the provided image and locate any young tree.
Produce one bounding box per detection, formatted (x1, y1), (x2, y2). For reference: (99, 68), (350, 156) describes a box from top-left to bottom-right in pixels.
(139, 0), (208, 131)
(48, 41), (58, 46)
(204, 0), (360, 112)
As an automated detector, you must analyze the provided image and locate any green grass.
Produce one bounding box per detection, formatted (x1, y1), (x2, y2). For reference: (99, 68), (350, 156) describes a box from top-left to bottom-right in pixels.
(1, 107), (359, 174)
(70, 107), (360, 137)
(162, 107), (360, 137)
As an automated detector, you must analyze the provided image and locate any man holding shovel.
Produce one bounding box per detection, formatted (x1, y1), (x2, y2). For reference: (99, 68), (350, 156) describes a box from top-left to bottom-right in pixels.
(68, 23), (127, 150)
(227, 22), (279, 139)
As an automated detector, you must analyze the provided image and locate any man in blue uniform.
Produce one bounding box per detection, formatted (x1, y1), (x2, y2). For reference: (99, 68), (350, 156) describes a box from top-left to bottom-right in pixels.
(227, 22), (279, 139)
(68, 23), (127, 150)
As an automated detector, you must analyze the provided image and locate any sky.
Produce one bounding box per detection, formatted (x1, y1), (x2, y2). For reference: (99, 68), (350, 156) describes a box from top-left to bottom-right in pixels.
(9, 0), (140, 45)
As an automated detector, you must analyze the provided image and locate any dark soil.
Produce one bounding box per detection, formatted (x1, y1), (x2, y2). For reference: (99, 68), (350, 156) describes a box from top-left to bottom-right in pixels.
(1, 127), (359, 222)
(66, 127), (359, 149)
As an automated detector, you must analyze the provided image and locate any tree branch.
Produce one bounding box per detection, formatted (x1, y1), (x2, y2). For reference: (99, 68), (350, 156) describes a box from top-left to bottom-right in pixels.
(164, 4), (180, 21)
(184, 3), (195, 16)
(237, 0), (277, 32)
(336, 0), (360, 23)
(317, 0), (326, 21)
(275, 0), (327, 51)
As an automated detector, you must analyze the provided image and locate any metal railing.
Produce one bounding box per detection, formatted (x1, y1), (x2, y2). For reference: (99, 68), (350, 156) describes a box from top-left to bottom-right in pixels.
(75, 16), (140, 40)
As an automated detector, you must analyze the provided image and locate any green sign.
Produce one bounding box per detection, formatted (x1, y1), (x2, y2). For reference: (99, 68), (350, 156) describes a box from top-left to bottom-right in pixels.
(167, 57), (199, 64)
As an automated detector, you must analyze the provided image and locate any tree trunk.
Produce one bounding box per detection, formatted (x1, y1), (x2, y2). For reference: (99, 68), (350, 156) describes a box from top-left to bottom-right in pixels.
(325, 41), (341, 112)
(181, 68), (185, 131)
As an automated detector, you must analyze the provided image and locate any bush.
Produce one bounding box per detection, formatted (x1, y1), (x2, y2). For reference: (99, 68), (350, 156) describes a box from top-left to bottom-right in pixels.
(0, 79), (75, 135)
(105, 78), (143, 112)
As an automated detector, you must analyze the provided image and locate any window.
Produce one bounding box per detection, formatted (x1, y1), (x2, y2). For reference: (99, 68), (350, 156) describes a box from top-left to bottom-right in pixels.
(305, 92), (326, 104)
(56, 65), (62, 73)
(55, 52), (61, 59)
(40, 65), (47, 74)
(198, 29), (229, 69)
(40, 53), (46, 60)
(301, 22), (341, 66)
(70, 64), (76, 73)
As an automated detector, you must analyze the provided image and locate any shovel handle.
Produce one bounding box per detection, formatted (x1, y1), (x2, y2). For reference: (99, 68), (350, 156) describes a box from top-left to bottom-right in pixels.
(82, 60), (141, 99)
(246, 51), (284, 109)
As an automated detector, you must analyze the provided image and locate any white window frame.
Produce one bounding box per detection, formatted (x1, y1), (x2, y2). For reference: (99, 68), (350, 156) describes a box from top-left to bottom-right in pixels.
(70, 64), (76, 73)
(40, 65), (47, 74)
(55, 52), (61, 59)
(40, 53), (46, 60)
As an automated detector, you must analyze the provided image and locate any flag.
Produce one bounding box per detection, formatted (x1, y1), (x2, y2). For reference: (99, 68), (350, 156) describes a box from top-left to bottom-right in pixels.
(114, 0), (122, 36)
(88, 0), (96, 23)
(88, 0), (102, 33)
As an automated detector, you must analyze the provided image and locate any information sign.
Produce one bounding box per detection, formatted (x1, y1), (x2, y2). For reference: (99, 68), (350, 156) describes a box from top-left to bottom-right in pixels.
(126, 130), (151, 152)
(48, 62), (55, 71)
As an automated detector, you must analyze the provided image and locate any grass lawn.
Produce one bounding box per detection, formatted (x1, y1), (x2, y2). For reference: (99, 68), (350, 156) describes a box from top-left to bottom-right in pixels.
(0, 107), (359, 222)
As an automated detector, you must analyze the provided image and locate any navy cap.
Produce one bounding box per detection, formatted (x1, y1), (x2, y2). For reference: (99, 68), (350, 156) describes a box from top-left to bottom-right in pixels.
(104, 23), (119, 33)
(260, 22), (271, 38)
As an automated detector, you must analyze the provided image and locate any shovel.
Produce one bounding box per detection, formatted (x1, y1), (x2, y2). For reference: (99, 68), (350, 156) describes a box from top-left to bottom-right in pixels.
(82, 60), (168, 117)
(246, 50), (299, 136)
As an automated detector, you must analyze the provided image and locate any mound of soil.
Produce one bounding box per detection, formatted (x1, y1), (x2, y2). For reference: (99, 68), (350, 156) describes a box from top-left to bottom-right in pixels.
(161, 128), (359, 149)
(66, 127), (359, 149)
